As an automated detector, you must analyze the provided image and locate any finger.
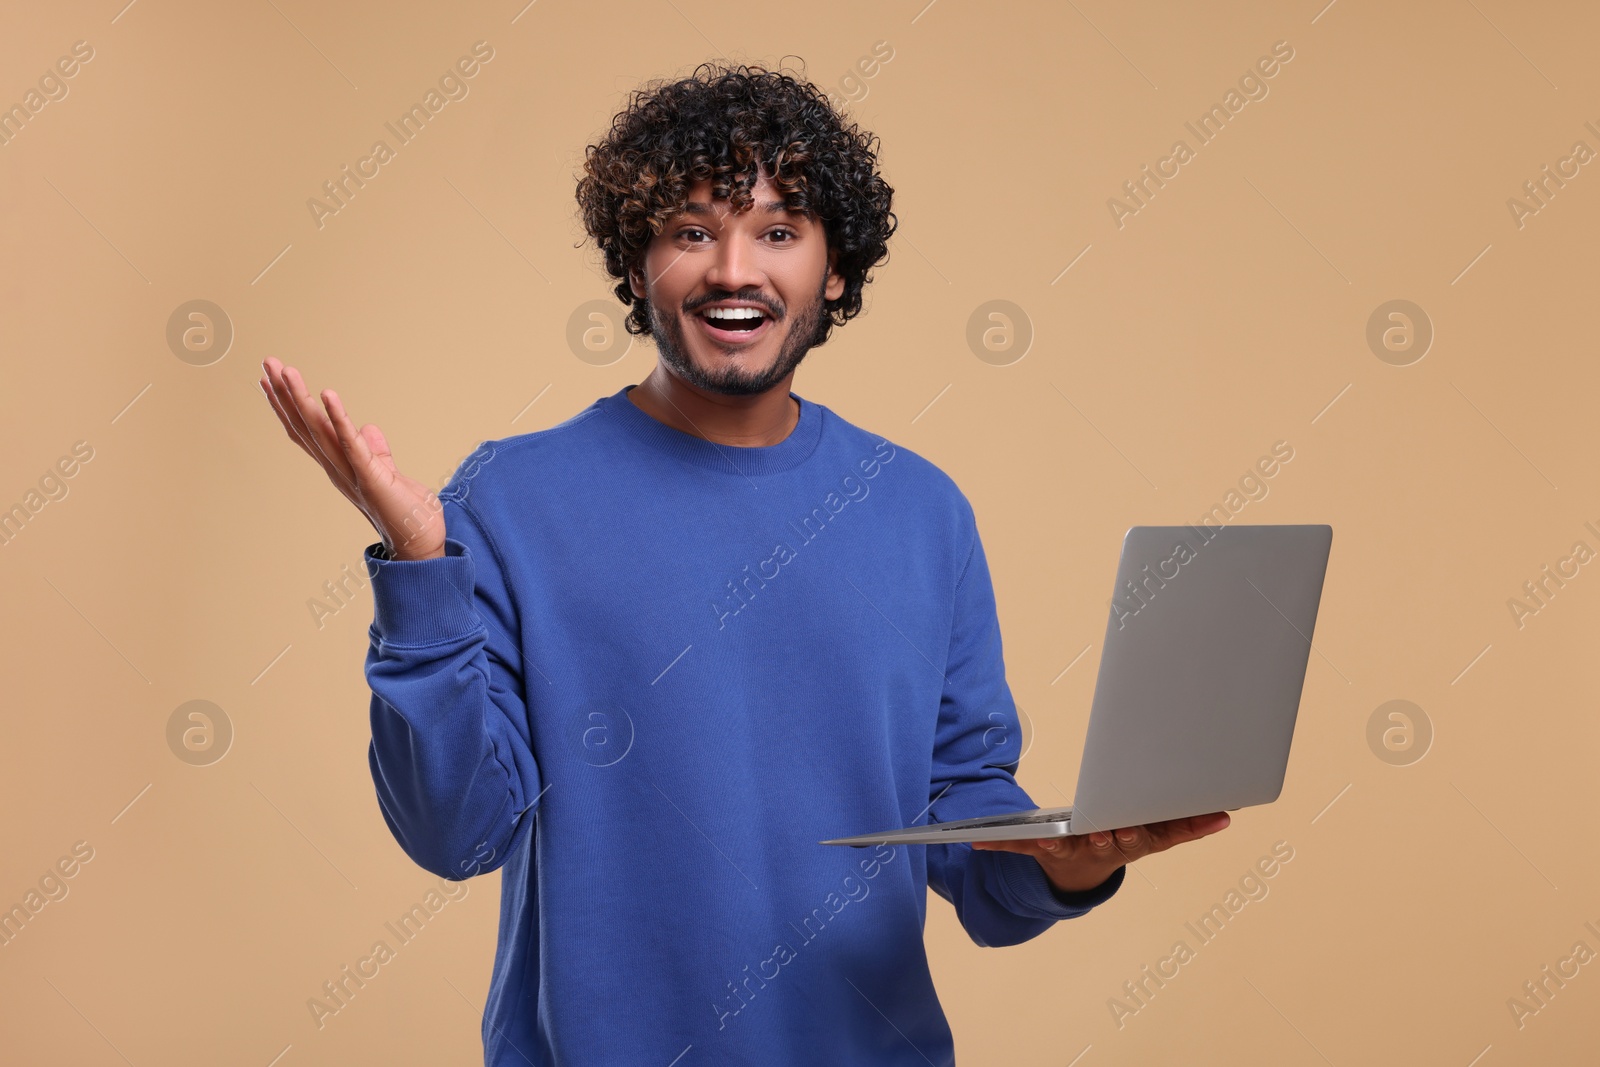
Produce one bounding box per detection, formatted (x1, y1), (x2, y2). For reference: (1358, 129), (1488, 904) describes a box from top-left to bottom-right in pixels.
(1098, 826), (1147, 863)
(270, 363), (360, 499)
(1074, 828), (1143, 868)
(976, 838), (1072, 861)
(1149, 812), (1231, 853)
(264, 359), (333, 470)
(261, 361), (319, 460)
(321, 388), (374, 471)
(281, 365), (343, 463)
(323, 391), (402, 535)
(347, 410), (444, 544)
(260, 373), (299, 448)
(1086, 830), (1118, 854)
(361, 420), (396, 472)
(1164, 812), (1229, 841)
(1177, 812), (1229, 836)
(282, 366), (359, 495)
(1113, 826), (1148, 854)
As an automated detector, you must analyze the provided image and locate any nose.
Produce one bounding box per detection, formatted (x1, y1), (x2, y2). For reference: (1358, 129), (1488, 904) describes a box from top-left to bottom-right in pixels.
(702, 224), (766, 299)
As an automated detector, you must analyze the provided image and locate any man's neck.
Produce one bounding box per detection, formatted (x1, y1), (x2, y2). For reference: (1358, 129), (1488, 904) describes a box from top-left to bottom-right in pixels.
(628, 368), (800, 447)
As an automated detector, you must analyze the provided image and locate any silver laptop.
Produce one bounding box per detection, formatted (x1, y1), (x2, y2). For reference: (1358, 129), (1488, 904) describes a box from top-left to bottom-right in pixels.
(820, 523), (1333, 846)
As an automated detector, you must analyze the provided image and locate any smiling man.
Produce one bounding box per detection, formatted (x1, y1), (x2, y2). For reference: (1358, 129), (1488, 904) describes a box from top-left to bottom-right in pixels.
(628, 173), (838, 397)
(617, 167), (839, 445)
(263, 60), (1225, 1067)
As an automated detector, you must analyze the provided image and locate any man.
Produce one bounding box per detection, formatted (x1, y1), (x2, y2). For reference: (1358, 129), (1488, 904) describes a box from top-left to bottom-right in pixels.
(261, 61), (1226, 1066)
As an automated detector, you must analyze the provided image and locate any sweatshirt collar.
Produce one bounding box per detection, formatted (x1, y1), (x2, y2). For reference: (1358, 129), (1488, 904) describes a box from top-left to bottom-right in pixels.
(601, 383), (824, 476)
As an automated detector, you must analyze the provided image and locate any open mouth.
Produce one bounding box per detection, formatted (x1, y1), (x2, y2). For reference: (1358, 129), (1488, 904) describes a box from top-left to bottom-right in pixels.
(693, 307), (774, 346)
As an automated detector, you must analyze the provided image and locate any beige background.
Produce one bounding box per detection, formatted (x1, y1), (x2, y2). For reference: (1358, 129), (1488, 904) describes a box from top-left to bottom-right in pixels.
(2, 0), (1597, 1063)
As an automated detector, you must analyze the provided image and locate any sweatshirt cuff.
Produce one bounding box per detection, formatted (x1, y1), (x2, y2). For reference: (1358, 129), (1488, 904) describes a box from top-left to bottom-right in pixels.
(995, 851), (1126, 918)
(364, 538), (482, 646)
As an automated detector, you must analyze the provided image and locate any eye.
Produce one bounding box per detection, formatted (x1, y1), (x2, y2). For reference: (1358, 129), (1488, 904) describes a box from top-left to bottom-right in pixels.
(768, 227), (797, 243)
(678, 227), (711, 243)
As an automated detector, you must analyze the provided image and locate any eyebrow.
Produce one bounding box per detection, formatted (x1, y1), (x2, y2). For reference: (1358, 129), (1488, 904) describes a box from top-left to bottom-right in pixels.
(679, 199), (804, 219)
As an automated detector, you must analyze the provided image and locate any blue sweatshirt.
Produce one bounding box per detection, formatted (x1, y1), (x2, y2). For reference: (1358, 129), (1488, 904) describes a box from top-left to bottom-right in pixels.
(362, 383), (1124, 1066)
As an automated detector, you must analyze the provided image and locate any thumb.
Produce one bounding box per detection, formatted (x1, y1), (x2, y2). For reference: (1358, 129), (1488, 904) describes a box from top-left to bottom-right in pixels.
(362, 422), (394, 468)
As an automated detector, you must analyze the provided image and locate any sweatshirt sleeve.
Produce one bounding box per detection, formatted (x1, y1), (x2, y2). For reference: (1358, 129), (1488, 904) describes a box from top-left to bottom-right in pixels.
(923, 505), (1125, 947)
(362, 492), (542, 881)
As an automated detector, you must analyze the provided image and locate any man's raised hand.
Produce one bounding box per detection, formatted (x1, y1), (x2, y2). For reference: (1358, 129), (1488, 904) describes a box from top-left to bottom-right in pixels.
(259, 357), (446, 561)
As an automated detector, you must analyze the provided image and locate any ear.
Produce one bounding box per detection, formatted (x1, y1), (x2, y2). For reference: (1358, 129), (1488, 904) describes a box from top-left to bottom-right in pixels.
(824, 247), (845, 302)
(628, 264), (646, 301)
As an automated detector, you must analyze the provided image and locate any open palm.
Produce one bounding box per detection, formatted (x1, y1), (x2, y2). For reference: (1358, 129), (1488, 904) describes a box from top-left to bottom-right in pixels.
(259, 356), (446, 561)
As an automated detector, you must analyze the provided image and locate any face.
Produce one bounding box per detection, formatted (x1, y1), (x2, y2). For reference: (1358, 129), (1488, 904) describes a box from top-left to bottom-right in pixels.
(628, 164), (846, 397)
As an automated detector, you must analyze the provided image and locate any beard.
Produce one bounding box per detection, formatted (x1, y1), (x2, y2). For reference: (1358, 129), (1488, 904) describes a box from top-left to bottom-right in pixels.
(645, 268), (830, 397)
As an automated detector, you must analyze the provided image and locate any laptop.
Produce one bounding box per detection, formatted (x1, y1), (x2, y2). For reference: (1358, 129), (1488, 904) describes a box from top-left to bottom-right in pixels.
(820, 523), (1333, 846)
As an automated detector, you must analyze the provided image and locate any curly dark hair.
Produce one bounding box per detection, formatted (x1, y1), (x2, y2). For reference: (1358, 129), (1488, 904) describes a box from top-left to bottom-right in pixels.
(575, 60), (897, 345)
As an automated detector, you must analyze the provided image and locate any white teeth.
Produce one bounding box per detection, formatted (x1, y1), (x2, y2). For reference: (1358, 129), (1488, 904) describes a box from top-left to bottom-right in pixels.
(702, 307), (764, 320)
